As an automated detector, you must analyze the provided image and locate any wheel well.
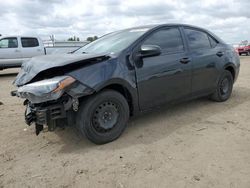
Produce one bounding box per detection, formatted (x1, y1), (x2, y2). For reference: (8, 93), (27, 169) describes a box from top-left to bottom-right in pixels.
(225, 66), (235, 80)
(101, 84), (134, 116)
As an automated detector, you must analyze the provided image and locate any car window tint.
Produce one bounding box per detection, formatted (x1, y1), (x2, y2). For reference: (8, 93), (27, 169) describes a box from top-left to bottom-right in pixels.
(208, 35), (218, 48)
(0, 37), (18, 48)
(143, 28), (184, 53)
(184, 28), (211, 49)
(21, 37), (39, 47)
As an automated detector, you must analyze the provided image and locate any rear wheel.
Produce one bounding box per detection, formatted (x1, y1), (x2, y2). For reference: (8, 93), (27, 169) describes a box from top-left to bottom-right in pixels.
(76, 90), (129, 144)
(210, 70), (233, 102)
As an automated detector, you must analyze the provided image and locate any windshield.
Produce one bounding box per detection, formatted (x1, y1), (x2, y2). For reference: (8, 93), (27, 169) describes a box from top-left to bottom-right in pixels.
(74, 28), (150, 54)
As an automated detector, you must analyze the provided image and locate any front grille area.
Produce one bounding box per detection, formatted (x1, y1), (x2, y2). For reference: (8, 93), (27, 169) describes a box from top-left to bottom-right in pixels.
(49, 105), (66, 120)
(35, 109), (47, 125)
(27, 104), (67, 126)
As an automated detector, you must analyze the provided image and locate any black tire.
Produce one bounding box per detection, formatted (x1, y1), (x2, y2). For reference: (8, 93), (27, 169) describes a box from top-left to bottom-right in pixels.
(76, 90), (129, 144)
(239, 53), (242, 56)
(210, 70), (233, 102)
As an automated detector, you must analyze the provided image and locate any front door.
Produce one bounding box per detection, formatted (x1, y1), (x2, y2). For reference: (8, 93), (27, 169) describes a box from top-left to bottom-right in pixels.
(0, 37), (22, 65)
(135, 27), (192, 110)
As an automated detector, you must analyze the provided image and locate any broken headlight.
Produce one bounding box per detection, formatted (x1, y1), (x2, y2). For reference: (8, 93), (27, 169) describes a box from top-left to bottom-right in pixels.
(17, 76), (76, 103)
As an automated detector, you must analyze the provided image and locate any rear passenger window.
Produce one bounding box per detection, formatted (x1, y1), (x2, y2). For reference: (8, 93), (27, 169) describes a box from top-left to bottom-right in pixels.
(21, 37), (39, 47)
(143, 27), (184, 53)
(184, 28), (211, 49)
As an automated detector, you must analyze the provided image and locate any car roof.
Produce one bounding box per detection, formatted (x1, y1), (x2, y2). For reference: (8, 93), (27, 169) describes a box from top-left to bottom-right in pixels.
(124, 23), (224, 44)
(124, 23), (207, 31)
(0, 36), (41, 39)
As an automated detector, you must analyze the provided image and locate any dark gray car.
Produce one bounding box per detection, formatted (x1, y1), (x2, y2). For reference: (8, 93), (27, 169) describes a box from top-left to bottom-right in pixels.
(12, 24), (240, 144)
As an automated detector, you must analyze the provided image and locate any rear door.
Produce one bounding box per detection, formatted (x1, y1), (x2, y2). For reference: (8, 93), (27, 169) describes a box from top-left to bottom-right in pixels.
(20, 37), (44, 58)
(135, 27), (192, 110)
(183, 27), (223, 95)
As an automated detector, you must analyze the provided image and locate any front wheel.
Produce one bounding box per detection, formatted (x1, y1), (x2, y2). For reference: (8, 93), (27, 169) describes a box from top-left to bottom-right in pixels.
(210, 70), (233, 102)
(76, 90), (129, 144)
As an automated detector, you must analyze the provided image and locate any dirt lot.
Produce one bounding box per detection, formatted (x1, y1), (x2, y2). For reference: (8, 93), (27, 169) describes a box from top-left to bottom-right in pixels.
(0, 56), (250, 188)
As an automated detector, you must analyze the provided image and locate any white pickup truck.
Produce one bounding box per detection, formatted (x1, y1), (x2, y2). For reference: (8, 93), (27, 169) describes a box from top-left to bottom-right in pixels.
(0, 36), (83, 70)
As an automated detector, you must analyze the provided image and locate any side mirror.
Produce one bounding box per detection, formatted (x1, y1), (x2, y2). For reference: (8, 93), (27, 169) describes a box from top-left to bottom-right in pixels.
(139, 45), (161, 58)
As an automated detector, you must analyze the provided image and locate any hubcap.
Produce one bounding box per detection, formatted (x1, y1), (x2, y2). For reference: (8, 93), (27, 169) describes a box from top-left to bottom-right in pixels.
(220, 78), (230, 95)
(92, 101), (119, 133)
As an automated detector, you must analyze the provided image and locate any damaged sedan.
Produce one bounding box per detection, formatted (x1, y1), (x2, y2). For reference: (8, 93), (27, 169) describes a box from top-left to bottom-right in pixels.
(12, 24), (240, 144)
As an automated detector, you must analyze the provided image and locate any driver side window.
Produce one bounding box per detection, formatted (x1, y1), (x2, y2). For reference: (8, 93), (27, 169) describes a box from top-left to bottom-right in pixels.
(143, 27), (184, 54)
(0, 37), (18, 48)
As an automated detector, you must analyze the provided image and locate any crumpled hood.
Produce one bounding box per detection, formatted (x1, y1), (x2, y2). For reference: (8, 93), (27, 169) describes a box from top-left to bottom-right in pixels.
(14, 53), (109, 86)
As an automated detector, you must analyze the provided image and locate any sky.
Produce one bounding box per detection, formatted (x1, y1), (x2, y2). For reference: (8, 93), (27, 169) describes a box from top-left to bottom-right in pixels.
(0, 0), (250, 44)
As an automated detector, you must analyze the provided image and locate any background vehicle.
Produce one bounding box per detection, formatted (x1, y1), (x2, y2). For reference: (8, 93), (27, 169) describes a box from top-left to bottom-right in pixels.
(237, 43), (250, 56)
(0, 36), (85, 70)
(13, 24), (240, 144)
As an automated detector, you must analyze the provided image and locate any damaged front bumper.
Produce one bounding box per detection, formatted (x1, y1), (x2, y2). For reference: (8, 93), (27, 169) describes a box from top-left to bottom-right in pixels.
(25, 103), (66, 128)
(14, 79), (94, 135)
(24, 96), (78, 135)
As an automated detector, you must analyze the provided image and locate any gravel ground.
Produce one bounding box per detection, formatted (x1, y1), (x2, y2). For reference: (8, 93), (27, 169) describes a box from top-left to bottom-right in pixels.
(0, 56), (250, 188)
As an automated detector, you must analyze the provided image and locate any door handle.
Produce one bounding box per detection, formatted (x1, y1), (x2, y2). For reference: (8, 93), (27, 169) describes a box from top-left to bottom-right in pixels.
(216, 51), (224, 57)
(15, 49), (20, 52)
(180, 57), (191, 64)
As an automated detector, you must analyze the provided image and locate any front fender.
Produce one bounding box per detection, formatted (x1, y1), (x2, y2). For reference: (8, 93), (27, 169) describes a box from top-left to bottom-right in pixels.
(67, 58), (139, 115)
